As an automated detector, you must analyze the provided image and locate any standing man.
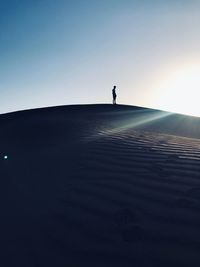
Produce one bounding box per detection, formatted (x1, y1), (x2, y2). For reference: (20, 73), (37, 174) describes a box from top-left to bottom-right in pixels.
(112, 85), (117, 105)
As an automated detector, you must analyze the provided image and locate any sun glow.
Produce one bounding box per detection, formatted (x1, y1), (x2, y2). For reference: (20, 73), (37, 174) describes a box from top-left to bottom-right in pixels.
(155, 66), (200, 117)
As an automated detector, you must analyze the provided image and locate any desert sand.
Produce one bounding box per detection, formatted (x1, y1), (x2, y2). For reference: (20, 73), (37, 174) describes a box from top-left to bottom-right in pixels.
(0, 104), (200, 266)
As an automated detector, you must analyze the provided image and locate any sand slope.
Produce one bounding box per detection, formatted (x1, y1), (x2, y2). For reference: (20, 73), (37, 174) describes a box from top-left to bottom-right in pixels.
(0, 104), (200, 266)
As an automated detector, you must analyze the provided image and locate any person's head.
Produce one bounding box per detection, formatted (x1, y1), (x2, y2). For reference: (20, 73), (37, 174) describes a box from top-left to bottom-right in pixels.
(113, 85), (116, 89)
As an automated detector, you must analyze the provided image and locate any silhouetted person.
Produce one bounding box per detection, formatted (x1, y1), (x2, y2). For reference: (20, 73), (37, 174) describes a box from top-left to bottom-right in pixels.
(112, 86), (117, 105)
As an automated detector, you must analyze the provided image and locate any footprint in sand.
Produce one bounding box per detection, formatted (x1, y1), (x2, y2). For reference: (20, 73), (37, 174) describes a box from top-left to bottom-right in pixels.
(113, 208), (145, 243)
(114, 208), (139, 227)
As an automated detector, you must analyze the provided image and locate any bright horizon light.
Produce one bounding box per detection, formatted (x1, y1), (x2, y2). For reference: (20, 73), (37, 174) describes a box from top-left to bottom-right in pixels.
(154, 65), (200, 117)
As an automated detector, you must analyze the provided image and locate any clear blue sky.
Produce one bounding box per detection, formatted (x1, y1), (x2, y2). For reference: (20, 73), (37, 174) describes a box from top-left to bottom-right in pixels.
(1, 0), (200, 114)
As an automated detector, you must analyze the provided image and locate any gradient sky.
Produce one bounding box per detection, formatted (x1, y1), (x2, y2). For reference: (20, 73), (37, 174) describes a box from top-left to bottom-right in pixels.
(1, 0), (200, 115)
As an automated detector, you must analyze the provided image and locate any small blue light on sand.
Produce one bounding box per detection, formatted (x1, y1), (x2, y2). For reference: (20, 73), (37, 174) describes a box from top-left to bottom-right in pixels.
(4, 155), (8, 160)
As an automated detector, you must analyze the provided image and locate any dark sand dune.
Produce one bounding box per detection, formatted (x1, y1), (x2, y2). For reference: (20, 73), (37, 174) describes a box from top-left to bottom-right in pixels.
(1, 104), (200, 266)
